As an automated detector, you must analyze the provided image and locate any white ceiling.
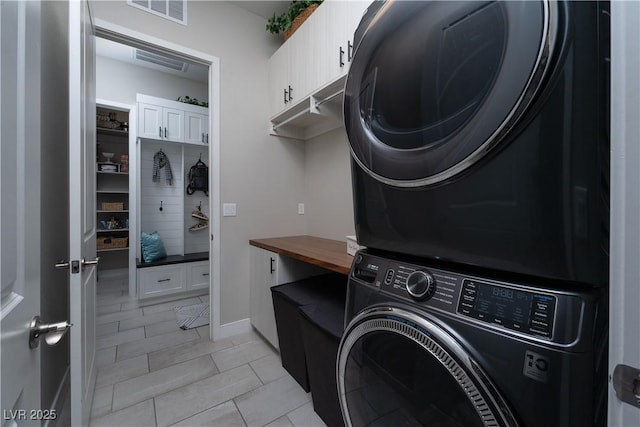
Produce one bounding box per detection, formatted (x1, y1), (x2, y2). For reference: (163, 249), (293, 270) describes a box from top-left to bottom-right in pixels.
(232, 1), (290, 19)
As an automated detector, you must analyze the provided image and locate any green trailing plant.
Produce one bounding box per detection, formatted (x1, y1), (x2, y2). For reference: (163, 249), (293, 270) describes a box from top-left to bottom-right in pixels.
(266, 0), (323, 35)
(177, 96), (208, 108)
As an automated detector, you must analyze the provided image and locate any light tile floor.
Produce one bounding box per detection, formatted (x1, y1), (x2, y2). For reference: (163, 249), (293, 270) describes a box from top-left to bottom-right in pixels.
(89, 277), (327, 427)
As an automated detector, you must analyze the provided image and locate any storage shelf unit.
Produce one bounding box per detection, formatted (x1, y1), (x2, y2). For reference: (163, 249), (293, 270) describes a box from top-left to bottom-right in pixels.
(96, 107), (130, 272)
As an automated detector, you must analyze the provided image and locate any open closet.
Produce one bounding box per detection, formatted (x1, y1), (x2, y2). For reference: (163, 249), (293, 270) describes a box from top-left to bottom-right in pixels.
(134, 94), (211, 300)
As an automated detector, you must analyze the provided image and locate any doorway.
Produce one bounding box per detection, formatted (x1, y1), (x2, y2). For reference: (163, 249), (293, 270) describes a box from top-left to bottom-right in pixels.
(93, 23), (221, 342)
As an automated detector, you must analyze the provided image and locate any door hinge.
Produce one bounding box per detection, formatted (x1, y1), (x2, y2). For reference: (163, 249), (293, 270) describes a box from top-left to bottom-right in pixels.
(613, 364), (640, 409)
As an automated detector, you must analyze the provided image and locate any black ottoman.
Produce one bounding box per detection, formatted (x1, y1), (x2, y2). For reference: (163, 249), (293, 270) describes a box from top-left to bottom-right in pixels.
(271, 273), (347, 392)
(299, 298), (346, 427)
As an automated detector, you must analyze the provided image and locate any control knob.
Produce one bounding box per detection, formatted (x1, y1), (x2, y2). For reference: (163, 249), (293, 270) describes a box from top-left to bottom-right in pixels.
(406, 270), (436, 300)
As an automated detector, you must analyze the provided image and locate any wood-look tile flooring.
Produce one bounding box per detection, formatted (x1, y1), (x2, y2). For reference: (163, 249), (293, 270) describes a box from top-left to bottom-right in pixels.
(89, 277), (326, 427)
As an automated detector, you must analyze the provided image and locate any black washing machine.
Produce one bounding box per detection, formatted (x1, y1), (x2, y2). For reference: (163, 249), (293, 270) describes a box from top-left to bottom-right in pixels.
(344, 0), (610, 287)
(337, 251), (608, 427)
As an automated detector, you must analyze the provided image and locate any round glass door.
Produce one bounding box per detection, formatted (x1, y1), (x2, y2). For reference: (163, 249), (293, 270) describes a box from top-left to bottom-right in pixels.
(344, 0), (558, 186)
(337, 307), (518, 427)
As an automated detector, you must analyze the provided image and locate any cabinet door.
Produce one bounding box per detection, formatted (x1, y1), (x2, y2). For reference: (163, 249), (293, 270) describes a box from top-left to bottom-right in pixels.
(316, 0), (350, 88)
(139, 264), (186, 298)
(163, 107), (184, 142)
(250, 247), (280, 348)
(187, 260), (210, 291)
(287, 10), (318, 106)
(268, 43), (289, 117)
(184, 112), (208, 145)
(138, 102), (163, 140)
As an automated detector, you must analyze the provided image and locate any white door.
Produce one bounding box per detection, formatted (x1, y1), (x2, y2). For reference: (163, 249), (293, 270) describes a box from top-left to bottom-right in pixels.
(68, 1), (98, 425)
(1, 0), (43, 420)
(608, 1), (640, 425)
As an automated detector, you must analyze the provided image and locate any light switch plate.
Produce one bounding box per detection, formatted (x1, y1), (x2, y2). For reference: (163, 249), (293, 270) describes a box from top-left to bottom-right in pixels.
(298, 203), (305, 215)
(223, 203), (237, 217)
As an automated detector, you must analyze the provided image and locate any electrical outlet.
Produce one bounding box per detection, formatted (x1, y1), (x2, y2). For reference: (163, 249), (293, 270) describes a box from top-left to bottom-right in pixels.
(223, 203), (237, 217)
(298, 203), (305, 215)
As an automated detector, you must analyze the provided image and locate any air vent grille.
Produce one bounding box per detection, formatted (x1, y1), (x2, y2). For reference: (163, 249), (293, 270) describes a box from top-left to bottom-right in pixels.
(127, 0), (186, 25)
(134, 49), (188, 72)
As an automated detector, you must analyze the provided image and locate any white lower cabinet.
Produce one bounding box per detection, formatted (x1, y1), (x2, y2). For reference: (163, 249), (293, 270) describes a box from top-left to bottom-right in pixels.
(187, 260), (210, 291)
(139, 264), (186, 298)
(249, 246), (326, 349)
(138, 260), (210, 299)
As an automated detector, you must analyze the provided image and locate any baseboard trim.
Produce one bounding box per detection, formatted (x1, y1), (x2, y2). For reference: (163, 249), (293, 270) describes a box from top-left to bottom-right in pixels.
(44, 366), (69, 427)
(217, 318), (252, 340)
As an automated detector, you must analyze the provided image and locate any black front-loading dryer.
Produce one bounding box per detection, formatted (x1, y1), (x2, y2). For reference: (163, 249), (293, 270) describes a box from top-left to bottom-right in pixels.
(344, 0), (610, 287)
(337, 251), (608, 427)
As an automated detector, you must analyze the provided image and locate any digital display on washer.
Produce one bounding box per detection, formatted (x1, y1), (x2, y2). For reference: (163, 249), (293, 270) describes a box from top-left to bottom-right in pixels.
(457, 279), (556, 338)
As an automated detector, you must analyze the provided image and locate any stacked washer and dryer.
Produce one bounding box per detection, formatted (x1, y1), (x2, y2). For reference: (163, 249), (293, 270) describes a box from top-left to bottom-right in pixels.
(338, 1), (610, 426)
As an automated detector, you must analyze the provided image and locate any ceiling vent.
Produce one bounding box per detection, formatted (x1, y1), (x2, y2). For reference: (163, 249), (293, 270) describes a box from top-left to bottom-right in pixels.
(134, 49), (189, 72)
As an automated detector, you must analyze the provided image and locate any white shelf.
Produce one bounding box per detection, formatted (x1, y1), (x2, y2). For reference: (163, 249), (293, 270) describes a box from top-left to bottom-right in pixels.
(97, 247), (129, 253)
(97, 229), (129, 233)
(97, 210), (129, 213)
(97, 171), (128, 176)
(97, 190), (129, 194)
(268, 76), (346, 141)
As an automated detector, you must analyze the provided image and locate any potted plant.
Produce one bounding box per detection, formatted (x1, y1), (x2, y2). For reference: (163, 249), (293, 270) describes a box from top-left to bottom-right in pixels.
(266, 0), (323, 41)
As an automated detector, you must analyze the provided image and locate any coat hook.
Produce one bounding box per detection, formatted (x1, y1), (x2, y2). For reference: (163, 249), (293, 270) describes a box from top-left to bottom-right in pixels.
(199, 153), (202, 161)
(198, 201), (202, 210)
(159, 201), (163, 212)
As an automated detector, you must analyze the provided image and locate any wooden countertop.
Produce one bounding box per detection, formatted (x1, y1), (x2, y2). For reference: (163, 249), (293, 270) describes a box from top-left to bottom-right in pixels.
(249, 235), (354, 275)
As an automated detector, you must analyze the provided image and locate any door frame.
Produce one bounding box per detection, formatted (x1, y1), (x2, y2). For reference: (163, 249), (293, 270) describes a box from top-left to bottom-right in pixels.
(93, 19), (222, 341)
(608, 1), (640, 425)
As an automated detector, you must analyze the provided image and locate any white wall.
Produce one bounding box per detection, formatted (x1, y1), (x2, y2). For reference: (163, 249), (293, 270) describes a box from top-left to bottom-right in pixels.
(96, 55), (208, 106)
(91, 0), (307, 325)
(304, 128), (355, 241)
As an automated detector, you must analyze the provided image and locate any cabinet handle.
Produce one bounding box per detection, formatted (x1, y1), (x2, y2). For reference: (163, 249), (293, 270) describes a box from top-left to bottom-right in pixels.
(284, 88), (288, 104)
(158, 278), (171, 283)
(288, 85), (293, 101)
(164, 127), (167, 138)
(202, 273), (209, 276)
(159, 126), (162, 138)
(348, 40), (353, 62)
(339, 46), (345, 67)
(202, 132), (205, 143)
(206, 134), (209, 144)
(270, 257), (275, 274)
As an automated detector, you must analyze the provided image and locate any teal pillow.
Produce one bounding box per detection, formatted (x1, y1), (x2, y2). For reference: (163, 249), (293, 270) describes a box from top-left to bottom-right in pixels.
(141, 231), (167, 263)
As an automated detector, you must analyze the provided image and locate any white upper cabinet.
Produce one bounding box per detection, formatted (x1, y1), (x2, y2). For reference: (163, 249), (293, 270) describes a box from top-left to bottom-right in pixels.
(138, 102), (164, 140)
(137, 94), (208, 145)
(184, 111), (209, 145)
(268, 13), (318, 117)
(267, 1), (371, 121)
(163, 107), (184, 142)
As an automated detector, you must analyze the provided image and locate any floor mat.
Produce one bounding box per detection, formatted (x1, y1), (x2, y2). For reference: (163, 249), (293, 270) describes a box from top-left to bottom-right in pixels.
(174, 302), (210, 330)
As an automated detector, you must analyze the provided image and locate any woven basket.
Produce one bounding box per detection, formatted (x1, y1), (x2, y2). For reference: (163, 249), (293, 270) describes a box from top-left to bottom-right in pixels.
(101, 202), (124, 211)
(97, 236), (128, 250)
(284, 3), (319, 41)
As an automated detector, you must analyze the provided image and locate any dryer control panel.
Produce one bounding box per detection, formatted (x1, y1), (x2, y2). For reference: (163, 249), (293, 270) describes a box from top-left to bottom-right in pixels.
(351, 252), (591, 345)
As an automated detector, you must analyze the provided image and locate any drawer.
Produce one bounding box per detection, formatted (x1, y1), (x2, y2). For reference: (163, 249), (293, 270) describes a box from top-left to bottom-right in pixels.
(187, 261), (210, 291)
(139, 264), (186, 298)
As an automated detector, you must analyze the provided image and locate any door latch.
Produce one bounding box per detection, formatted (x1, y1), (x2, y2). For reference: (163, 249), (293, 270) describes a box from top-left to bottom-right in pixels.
(613, 364), (640, 408)
(29, 316), (72, 349)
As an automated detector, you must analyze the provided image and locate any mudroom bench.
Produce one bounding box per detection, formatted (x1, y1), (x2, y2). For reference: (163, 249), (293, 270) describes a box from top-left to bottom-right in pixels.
(136, 252), (209, 299)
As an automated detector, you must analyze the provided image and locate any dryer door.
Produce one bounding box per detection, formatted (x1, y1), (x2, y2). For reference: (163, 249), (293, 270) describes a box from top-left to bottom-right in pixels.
(337, 306), (519, 427)
(345, 0), (558, 187)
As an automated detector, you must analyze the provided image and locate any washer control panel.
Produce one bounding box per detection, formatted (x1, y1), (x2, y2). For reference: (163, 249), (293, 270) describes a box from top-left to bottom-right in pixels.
(351, 252), (580, 343)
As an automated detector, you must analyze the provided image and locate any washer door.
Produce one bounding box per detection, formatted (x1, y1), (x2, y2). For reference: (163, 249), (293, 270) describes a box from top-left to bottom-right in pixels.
(337, 306), (518, 427)
(344, 0), (558, 187)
